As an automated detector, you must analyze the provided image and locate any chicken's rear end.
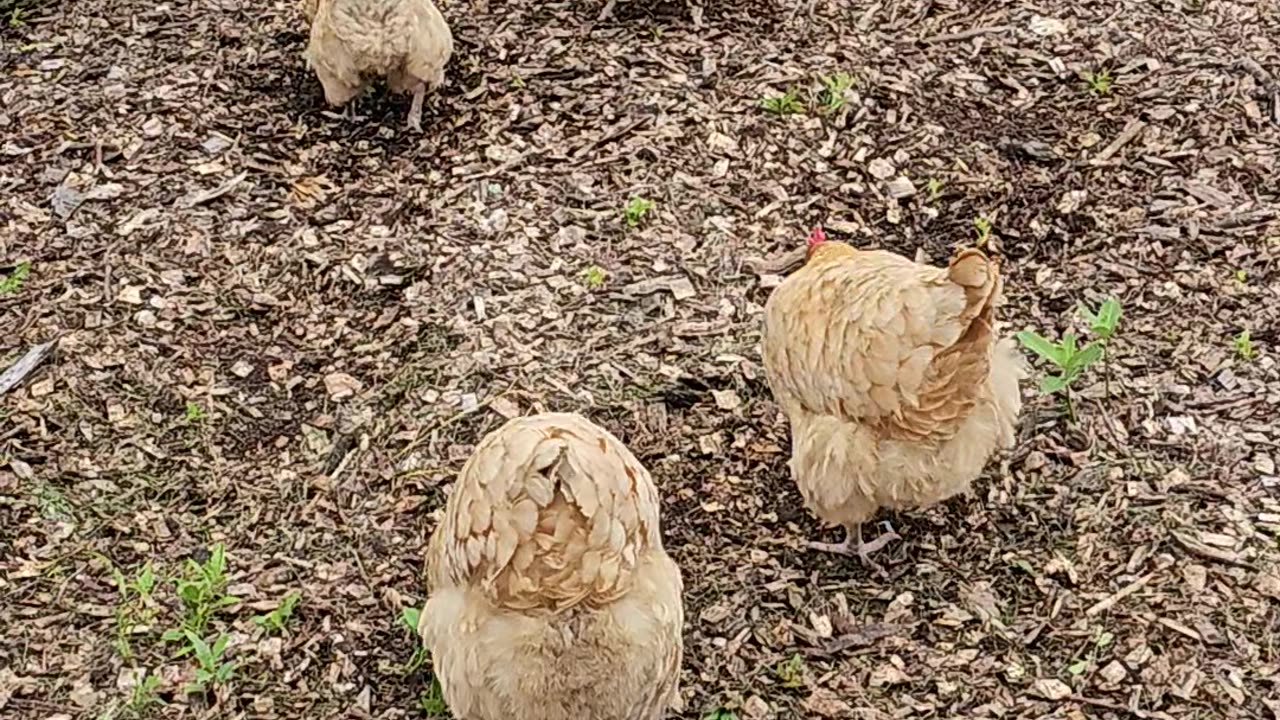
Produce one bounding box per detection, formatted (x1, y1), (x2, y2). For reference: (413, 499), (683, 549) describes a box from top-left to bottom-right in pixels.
(304, 0), (453, 130)
(421, 413), (684, 720)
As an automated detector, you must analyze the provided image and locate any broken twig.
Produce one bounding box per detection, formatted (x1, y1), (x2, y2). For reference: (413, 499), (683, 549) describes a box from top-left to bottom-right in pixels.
(0, 338), (59, 396)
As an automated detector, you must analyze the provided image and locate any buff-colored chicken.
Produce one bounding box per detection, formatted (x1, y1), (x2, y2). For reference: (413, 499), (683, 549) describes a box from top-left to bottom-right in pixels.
(420, 413), (685, 720)
(762, 228), (1025, 566)
(300, 0), (453, 131)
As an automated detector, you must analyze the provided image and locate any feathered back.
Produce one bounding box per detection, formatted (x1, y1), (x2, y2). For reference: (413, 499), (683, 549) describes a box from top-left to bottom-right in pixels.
(763, 241), (1003, 442)
(427, 413), (664, 613)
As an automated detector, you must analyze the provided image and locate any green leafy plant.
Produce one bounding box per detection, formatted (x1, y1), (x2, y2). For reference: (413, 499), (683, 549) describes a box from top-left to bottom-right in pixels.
(926, 178), (944, 201)
(817, 72), (854, 113)
(111, 563), (158, 659)
(126, 671), (163, 715)
(253, 590), (302, 634)
(0, 260), (31, 294)
(774, 653), (806, 688)
(702, 709), (739, 720)
(760, 89), (804, 115)
(1078, 297), (1122, 341)
(1083, 68), (1114, 96)
(622, 197), (654, 227)
(580, 265), (607, 289)
(183, 401), (205, 422)
(1235, 330), (1256, 360)
(6, 1), (29, 28)
(1017, 297), (1122, 422)
(418, 676), (450, 717)
(163, 543), (238, 642)
(182, 630), (235, 694)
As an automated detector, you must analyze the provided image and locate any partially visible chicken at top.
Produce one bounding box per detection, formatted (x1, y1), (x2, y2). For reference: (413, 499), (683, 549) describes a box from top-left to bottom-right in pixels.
(301, 0), (453, 131)
(761, 228), (1025, 567)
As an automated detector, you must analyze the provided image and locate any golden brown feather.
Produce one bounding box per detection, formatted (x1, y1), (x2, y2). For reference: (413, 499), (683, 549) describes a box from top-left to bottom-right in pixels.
(762, 238), (1025, 564)
(421, 413), (684, 720)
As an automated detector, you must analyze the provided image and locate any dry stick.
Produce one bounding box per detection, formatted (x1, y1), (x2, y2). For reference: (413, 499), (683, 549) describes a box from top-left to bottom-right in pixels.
(1170, 531), (1256, 570)
(920, 25), (1013, 44)
(1068, 694), (1165, 719)
(1085, 570), (1157, 617)
(1091, 120), (1146, 164)
(0, 338), (59, 396)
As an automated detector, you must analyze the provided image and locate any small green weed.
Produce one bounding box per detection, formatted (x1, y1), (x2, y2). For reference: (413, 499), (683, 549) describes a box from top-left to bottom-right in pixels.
(926, 178), (944, 201)
(580, 265), (607, 289)
(1017, 297), (1122, 422)
(35, 481), (72, 521)
(1084, 68), (1114, 96)
(760, 89), (804, 115)
(253, 590), (302, 634)
(774, 653), (806, 688)
(509, 74), (525, 90)
(182, 630), (235, 694)
(418, 676), (450, 717)
(399, 606), (429, 674)
(1235, 330), (1256, 360)
(702, 709), (738, 720)
(6, 1), (28, 28)
(0, 260), (31, 294)
(183, 401), (205, 422)
(622, 197), (654, 227)
(163, 543), (238, 642)
(111, 563), (158, 659)
(974, 216), (993, 247)
(126, 671), (162, 715)
(1234, 269), (1247, 284)
(816, 72), (854, 113)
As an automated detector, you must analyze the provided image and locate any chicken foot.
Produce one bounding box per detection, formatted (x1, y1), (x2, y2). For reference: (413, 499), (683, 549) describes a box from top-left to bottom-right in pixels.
(407, 82), (426, 132)
(808, 521), (901, 566)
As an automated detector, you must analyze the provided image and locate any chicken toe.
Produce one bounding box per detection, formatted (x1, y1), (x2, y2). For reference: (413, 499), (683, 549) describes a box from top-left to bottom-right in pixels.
(407, 82), (426, 132)
(856, 521), (901, 562)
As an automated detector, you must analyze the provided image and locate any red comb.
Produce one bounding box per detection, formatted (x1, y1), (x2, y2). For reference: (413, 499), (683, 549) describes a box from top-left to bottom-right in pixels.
(806, 226), (827, 248)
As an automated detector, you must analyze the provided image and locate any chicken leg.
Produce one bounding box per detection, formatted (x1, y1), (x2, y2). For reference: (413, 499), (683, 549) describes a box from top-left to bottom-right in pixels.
(407, 82), (426, 132)
(808, 521), (901, 565)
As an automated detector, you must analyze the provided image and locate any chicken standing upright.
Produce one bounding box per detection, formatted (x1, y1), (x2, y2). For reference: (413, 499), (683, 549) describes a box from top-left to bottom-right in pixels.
(300, 0), (453, 131)
(420, 413), (685, 720)
(761, 228), (1025, 565)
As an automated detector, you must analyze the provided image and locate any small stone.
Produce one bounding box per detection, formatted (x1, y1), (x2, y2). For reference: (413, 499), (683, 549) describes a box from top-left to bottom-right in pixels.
(231, 360), (254, 378)
(324, 372), (363, 401)
(1023, 450), (1048, 471)
(712, 389), (741, 411)
(1099, 660), (1127, 684)
(134, 309), (157, 327)
(141, 117), (165, 138)
(116, 285), (144, 304)
(742, 695), (772, 719)
(1057, 190), (1088, 215)
(1031, 678), (1072, 701)
(867, 158), (895, 179)
(886, 177), (917, 198)
(1255, 455), (1276, 475)
(1183, 564), (1207, 594)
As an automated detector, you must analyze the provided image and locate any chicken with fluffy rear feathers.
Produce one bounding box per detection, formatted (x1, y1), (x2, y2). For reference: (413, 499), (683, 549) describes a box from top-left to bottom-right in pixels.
(761, 227), (1025, 567)
(301, 0), (452, 131)
(421, 412), (685, 720)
